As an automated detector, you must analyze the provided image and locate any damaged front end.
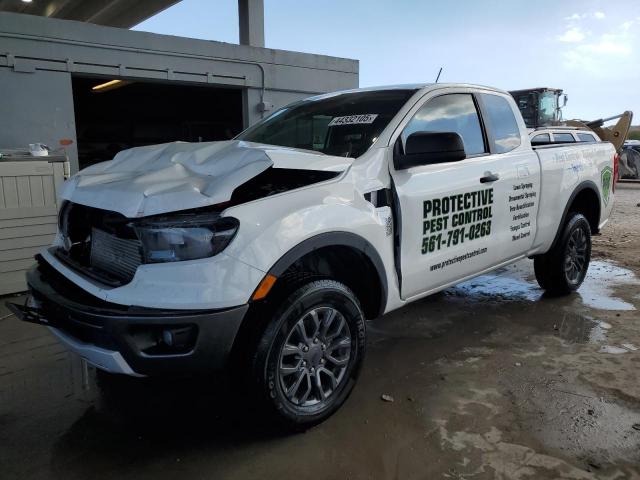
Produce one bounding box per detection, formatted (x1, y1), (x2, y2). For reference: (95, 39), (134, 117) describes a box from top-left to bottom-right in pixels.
(56, 166), (340, 287)
(55, 202), (239, 286)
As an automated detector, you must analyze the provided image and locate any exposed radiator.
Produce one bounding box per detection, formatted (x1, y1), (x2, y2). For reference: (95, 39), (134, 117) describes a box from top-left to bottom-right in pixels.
(90, 228), (142, 283)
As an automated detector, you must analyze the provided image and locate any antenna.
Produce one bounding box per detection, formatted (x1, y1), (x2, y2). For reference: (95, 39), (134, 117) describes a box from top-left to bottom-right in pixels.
(435, 67), (443, 83)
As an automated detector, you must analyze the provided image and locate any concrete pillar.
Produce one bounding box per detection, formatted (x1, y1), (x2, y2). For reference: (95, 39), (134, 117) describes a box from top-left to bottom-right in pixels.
(242, 87), (263, 128)
(238, 0), (264, 47)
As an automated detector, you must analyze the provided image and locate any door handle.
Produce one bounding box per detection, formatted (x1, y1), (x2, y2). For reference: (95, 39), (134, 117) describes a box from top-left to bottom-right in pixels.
(480, 172), (500, 183)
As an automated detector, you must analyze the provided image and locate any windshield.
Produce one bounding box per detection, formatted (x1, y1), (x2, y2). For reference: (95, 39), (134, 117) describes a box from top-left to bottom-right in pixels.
(538, 91), (558, 125)
(236, 89), (416, 158)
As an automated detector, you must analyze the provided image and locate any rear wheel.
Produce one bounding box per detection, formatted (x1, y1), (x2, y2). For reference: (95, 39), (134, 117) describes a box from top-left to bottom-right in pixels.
(250, 279), (365, 430)
(534, 212), (591, 295)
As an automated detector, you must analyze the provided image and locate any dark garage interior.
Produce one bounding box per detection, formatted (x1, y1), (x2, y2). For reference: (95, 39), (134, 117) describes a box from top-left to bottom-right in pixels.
(72, 77), (244, 169)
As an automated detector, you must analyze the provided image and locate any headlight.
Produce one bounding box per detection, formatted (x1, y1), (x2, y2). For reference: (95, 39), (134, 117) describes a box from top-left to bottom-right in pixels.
(133, 213), (239, 263)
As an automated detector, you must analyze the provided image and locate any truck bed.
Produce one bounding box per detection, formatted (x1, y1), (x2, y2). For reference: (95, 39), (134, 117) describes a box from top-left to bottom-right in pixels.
(532, 141), (616, 253)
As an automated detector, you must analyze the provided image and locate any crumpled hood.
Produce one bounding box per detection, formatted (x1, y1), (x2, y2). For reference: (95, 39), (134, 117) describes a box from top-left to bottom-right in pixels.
(61, 140), (351, 217)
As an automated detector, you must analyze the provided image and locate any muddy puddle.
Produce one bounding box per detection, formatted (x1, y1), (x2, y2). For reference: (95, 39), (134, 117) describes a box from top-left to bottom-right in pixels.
(553, 313), (610, 344)
(370, 259), (639, 361)
(577, 260), (639, 311)
(451, 263), (542, 303)
(449, 260), (638, 311)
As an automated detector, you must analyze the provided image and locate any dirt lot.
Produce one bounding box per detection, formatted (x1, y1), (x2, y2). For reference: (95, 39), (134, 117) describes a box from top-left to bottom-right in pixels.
(1, 184), (639, 480)
(593, 183), (640, 271)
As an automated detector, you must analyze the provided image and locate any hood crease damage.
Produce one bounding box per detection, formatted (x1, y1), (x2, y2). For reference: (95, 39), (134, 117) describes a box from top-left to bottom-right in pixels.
(62, 140), (351, 218)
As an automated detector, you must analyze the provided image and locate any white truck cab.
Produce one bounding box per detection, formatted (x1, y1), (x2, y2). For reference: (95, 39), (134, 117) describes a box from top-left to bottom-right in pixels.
(11, 83), (619, 428)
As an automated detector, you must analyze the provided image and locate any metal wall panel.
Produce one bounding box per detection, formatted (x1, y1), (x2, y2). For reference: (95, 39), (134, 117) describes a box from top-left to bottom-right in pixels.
(0, 160), (66, 295)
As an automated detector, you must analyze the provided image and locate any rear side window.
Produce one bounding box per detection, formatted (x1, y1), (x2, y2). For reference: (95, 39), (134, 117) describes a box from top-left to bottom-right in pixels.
(553, 133), (575, 143)
(479, 93), (521, 153)
(402, 94), (486, 156)
(531, 133), (550, 145)
(578, 133), (597, 142)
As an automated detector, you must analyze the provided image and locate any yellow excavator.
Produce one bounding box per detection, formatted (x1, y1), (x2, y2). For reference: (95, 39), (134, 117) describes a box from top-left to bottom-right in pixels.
(509, 87), (633, 152)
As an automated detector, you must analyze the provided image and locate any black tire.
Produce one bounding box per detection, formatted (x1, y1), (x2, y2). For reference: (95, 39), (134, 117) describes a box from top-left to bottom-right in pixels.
(534, 212), (591, 295)
(250, 279), (365, 430)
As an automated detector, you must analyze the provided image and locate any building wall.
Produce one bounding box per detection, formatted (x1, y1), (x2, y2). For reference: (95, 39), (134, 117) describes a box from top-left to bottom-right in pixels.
(0, 12), (359, 172)
(0, 69), (79, 163)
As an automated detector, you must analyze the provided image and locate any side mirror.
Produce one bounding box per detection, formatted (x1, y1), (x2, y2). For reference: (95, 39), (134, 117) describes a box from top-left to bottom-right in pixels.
(394, 131), (466, 170)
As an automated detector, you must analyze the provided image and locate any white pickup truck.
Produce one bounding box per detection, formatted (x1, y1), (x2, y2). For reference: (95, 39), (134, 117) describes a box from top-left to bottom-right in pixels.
(11, 83), (619, 428)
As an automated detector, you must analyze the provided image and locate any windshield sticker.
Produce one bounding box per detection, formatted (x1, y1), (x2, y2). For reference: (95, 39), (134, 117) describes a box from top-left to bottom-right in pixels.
(328, 114), (379, 126)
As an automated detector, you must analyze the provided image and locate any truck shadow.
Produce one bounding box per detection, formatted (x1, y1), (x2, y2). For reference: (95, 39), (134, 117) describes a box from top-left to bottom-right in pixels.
(49, 373), (286, 479)
(45, 284), (558, 479)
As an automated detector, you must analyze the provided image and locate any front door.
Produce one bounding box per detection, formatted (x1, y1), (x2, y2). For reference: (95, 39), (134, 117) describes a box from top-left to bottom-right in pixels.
(391, 90), (540, 300)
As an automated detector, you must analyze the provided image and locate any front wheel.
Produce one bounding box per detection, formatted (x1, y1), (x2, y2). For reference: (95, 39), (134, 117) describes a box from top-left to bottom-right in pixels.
(534, 212), (592, 295)
(250, 279), (366, 430)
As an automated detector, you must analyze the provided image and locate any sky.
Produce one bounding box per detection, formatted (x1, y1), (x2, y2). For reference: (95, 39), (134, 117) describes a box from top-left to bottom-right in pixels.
(135, 0), (640, 121)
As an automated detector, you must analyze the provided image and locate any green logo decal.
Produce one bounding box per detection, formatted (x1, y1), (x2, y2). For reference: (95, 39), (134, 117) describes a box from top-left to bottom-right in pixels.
(601, 166), (613, 205)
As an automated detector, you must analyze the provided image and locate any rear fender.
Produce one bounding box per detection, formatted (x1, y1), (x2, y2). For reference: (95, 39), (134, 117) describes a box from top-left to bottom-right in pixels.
(547, 181), (601, 251)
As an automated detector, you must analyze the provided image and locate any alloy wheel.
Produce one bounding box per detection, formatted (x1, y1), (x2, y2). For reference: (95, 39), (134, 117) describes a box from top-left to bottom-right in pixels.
(564, 227), (588, 285)
(278, 307), (352, 407)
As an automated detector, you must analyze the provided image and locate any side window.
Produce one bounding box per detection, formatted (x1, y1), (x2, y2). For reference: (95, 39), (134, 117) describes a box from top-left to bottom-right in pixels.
(553, 133), (575, 143)
(531, 133), (550, 145)
(402, 94), (486, 156)
(577, 133), (596, 142)
(479, 93), (521, 153)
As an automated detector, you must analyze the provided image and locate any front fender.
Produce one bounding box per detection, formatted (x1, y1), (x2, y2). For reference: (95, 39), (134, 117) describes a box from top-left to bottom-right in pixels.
(265, 231), (389, 316)
(222, 180), (396, 307)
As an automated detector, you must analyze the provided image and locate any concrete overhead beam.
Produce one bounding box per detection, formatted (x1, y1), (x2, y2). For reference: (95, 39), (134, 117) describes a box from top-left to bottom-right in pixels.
(0, 0), (181, 28)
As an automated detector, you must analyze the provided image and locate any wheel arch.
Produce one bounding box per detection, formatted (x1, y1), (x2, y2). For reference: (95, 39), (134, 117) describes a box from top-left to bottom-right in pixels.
(264, 232), (388, 320)
(549, 181), (601, 251)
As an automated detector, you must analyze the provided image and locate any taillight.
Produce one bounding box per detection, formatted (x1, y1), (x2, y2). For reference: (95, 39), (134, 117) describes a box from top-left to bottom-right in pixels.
(613, 153), (619, 193)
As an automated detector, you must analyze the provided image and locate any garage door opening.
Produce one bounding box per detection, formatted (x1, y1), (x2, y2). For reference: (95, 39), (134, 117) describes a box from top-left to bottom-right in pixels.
(72, 77), (244, 170)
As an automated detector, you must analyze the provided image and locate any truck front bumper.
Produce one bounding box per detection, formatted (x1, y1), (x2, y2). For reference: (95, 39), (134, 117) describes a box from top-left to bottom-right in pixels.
(9, 258), (249, 376)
